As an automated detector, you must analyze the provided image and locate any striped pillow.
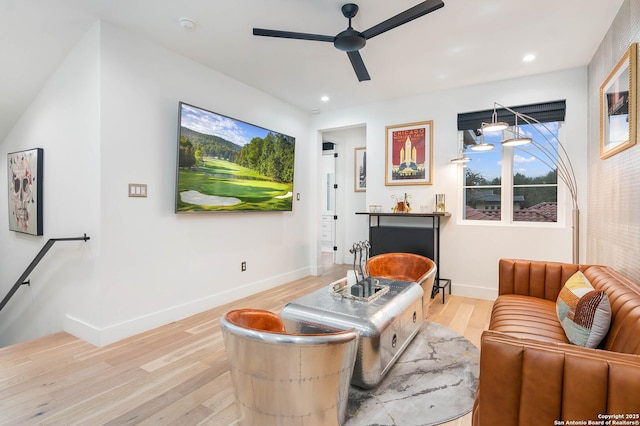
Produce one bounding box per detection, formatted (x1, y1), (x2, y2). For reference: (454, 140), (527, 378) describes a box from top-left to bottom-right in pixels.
(556, 271), (611, 348)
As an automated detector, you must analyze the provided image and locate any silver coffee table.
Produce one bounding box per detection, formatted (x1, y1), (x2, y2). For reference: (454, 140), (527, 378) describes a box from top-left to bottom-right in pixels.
(280, 277), (424, 389)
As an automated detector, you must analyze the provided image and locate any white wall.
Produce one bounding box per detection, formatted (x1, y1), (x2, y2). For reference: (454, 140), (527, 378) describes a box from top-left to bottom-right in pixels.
(0, 21), (314, 347)
(311, 68), (588, 299)
(94, 22), (313, 343)
(0, 23), (102, 344)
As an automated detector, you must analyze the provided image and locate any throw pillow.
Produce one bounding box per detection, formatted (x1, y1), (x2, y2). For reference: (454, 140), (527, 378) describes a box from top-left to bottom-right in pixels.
(556, 271), (611, 348)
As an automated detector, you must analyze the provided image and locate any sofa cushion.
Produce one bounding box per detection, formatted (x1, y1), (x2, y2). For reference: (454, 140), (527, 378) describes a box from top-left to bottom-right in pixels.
(556, 271), (611, 348)
(490, 294), (569, 343)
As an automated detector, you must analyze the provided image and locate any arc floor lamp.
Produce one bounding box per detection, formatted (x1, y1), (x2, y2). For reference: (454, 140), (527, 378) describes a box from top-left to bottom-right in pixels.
(471, 102), (580, 264)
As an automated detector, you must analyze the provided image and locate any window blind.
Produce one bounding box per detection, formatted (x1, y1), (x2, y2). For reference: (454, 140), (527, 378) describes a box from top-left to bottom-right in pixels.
(457, 100), (566, 131)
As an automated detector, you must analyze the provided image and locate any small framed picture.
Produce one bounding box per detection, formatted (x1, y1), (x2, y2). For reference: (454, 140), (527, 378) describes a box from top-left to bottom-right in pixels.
(354, 147), (366, 192)
(600, 42), (637, 159)
(8, 148), (43, 236)
(385, 121), (433, 185)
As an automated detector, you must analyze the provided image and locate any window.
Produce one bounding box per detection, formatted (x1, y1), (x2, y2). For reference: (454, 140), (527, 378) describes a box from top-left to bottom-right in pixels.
(511, 123), (559, 223)
(463, 130), (503, 221)
(457, 100), (566, 224)
(460, 122), (562, 223)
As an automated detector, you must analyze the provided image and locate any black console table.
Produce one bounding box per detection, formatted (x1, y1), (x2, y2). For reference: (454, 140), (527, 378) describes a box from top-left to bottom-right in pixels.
(356, 212), (451, 302)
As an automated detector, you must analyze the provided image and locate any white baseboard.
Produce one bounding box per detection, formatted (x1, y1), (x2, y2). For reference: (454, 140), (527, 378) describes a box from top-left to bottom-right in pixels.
(448, 282), (497, 301)
(65, 266), (311, 347)
(64, 314), (102, 346)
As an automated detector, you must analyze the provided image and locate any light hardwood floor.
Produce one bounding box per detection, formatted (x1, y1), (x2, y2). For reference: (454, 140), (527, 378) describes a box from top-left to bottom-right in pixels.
(0, 264), (493, 425)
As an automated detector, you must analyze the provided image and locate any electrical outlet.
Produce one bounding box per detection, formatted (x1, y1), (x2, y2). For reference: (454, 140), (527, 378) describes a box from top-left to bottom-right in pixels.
(241, 261), (246, 272)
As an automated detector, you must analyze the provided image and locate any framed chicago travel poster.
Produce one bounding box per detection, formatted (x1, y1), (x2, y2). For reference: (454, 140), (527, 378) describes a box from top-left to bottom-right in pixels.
(385, 121), (433, 186)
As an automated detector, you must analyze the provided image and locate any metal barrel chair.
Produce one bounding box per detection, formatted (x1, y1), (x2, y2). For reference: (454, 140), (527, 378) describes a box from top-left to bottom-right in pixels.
(365, 252), (437, 317)
(220, 308), (359, 426)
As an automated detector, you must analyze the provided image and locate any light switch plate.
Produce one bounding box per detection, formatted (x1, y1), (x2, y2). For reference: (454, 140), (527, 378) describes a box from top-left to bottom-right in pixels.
(128, 183), (147, 198)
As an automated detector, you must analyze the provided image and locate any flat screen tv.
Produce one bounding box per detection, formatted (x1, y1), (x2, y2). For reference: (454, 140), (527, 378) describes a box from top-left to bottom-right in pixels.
(175, 102), (296, 213)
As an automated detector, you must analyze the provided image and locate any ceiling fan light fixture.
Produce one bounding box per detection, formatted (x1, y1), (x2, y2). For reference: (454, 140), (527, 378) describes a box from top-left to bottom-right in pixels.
(334, 29), (366, 52)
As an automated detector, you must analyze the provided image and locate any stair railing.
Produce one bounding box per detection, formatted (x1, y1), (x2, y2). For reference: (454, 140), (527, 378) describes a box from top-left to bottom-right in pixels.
(0, 234), (90, 312)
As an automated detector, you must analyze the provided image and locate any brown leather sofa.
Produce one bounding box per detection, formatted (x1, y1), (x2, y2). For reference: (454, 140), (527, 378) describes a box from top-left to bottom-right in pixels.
(473, 259), (640, 425)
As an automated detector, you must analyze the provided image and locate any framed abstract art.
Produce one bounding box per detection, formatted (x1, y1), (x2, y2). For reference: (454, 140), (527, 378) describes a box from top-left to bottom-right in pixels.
(8, 148), (43, 235)
(600, 43), (637, 159)
(354, 147), (366, 192)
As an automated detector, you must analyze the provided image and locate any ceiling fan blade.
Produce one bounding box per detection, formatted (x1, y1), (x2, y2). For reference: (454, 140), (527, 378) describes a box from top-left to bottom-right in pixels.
(253, 28), (334, 43)
(347, 51), (371, 82)
(361, 0), (445, 40)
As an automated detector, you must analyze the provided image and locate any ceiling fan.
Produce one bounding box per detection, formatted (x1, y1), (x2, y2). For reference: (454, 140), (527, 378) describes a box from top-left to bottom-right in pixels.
(253, 0), (445, 82)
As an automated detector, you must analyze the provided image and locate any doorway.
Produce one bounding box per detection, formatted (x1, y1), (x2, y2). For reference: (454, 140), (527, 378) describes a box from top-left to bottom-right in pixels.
(321, 141), (338, 266)
(319, 125), (368, 267)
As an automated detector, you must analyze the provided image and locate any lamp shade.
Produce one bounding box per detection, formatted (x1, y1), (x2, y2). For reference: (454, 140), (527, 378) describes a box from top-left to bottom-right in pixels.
(450, 156), (471, 163)
(470, 142), (494, 151)
(481, 109), (509, 133)
(502, 137), (532, 147)
(481, 121), (508, 132)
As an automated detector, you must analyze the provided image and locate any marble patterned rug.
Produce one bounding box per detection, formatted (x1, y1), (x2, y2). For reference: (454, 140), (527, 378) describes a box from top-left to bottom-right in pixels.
(344, 321), (480, 426)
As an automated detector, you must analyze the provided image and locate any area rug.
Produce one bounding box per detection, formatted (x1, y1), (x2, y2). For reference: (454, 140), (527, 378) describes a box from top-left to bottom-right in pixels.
(344, 321), (479, 426)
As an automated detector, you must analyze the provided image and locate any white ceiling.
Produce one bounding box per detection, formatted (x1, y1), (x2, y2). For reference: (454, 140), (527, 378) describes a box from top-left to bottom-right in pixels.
(0, 0), (625, 141)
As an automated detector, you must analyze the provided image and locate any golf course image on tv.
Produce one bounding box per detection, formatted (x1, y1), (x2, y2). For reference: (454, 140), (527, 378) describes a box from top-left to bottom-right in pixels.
(175, 102), (296, 213)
